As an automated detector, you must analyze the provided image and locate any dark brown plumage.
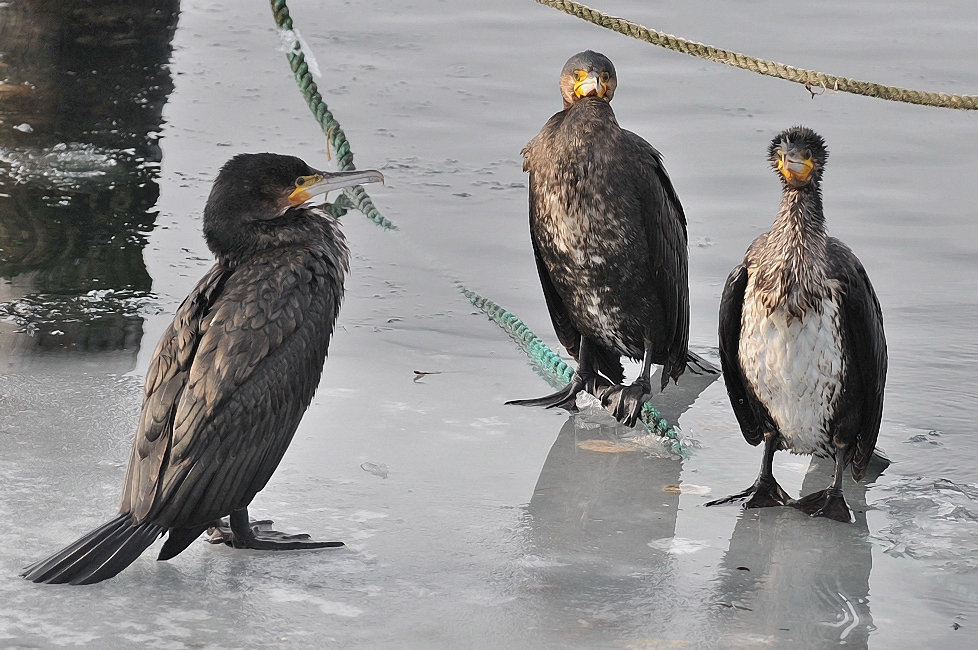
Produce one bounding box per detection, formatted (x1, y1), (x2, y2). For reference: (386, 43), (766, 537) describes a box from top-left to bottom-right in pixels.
(508, 50), (714, 427)
(706, 126), (887, 523)
(22, 153), (383, 584)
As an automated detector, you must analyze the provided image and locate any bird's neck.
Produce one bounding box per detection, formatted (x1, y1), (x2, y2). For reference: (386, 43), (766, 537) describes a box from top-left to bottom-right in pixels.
(544, 99), (620, 176)
(754, 183), (830, 317)
(564, 96), (616, 121)
(207, 207), (346, 269)
(772, 184), (827, 246)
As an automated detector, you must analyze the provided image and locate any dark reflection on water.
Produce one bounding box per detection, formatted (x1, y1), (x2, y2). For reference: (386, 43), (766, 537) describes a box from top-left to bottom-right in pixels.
(523, 415), (683, 641)
(710, 458), (879, 647)
(0, 0), (179, 363)
(517, 372), (719, 643)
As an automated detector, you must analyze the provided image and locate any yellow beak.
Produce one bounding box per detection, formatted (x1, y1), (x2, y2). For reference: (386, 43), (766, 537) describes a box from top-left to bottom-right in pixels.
(574, 74), (605, 99)
(777, 153), (814, 186)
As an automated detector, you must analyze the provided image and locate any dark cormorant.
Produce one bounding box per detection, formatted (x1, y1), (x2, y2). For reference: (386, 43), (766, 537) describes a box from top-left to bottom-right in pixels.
(508, 50), (712, 427)
(705, 126), (887, 523)
(22, 153), (383, 584)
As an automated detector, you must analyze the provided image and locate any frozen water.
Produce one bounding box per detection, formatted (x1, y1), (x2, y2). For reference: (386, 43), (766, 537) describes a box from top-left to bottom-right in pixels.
(872, 478), (978, 569)
(359, 462), (390, 479)
(1, 0), (977, 648)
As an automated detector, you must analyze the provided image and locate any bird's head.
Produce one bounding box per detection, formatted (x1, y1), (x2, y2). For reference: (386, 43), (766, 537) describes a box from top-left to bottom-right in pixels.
(768, 126), (828, 189)
(203, 153), (383, 259)
(206, 153), (384, 221)
(559, 50), (617, 109)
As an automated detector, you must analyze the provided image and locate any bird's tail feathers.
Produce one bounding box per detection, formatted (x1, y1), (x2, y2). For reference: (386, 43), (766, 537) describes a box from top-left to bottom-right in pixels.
(683, 350), (720, 376)
(662, 349), (721, 390)
(21, 513), (164, 585)
(592, 344), (625, 385)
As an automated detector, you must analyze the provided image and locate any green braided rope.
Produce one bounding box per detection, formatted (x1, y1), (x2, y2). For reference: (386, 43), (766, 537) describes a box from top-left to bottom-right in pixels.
(535, 0), (978, 110)
(462, 287), (575, 386)
(460, 286), (688, 456)
(270, 0), (395, 228)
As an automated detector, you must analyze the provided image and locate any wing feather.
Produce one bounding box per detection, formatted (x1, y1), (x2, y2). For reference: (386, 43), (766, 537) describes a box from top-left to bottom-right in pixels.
(718, 264), (769, 446)
(625, 131), (690, 385)
(830, 240), (887, 480)
(121, 250), (342, 526)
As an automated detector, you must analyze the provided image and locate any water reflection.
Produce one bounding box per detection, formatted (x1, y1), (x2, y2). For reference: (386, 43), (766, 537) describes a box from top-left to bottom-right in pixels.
(0, 0), (179, 365)
(521, 414), (682, 642)
(517, 370), (720, 643)
(710, 457), (877, 647)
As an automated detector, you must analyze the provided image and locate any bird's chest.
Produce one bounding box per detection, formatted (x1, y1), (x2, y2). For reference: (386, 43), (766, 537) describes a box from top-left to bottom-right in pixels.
(531, 142), (643, 284)
(532, 186), (641, 346)
(533, 174), (624, 262)
(738, 273), (844, 454)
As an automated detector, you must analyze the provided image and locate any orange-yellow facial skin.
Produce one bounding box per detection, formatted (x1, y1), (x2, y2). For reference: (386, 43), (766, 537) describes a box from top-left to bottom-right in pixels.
(288, 173), (323, 205)
(777, 151), (815, 186)
(572, 70), (609, 99)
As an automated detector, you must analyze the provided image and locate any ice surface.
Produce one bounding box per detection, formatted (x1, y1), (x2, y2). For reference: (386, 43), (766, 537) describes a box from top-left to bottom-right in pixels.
(873, 478), (978, 569)
(2, 0), (977, 648)
(359, 462), (390, 479)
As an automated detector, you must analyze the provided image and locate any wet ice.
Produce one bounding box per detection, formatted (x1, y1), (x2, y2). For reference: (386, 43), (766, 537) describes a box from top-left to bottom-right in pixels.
(1, 0), (977, 648)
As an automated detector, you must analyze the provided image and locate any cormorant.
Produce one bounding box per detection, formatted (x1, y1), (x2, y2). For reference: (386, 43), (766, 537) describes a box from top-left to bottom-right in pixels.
(705, 126), (887, 523)
(22, 153), (383, 584)
(508, 50), (713, 427)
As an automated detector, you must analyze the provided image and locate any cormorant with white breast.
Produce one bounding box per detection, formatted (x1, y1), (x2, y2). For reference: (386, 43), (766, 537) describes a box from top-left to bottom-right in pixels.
(22, 153), (383, 584)
(705, 126), (886, 523)
(508, 50), (715, 427)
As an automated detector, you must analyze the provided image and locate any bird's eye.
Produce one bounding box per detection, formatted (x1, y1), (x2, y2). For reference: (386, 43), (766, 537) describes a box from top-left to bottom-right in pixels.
(800, 149), (812, 160)
(295, 177), (306, 187)
(599, 71), (610, 83)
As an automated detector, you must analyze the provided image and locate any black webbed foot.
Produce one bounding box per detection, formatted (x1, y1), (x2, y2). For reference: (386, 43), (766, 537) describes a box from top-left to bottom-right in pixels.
(507, 373), (607, 412)
(597, 379), (651, 427)
(705, 476), (791, 509)
(791, 488), (854, 523)
(233, 526), (344, 550)
(506, 383), (582, 412)
(205, 517), (272, 545)
(207, 512), (343, 550)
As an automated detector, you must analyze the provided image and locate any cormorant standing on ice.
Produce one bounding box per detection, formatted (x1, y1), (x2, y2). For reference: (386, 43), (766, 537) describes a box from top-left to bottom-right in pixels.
(705, 126), (886, 522)
(23, 153), (383, 583)
(509, 50), (713, 427)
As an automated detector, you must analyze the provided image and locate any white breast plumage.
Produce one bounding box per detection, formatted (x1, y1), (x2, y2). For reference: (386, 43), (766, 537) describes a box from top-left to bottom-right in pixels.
(738, 273), (844, 456)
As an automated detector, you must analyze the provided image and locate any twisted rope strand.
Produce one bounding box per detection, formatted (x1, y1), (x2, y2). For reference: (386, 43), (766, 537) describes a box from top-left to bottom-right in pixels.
(270, 0), (395, 228)
(535, 0), (978, 110)
(460, 286), (688, 456)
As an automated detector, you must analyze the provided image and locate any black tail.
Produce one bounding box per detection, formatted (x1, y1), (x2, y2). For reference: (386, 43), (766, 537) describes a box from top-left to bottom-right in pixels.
(684, 350), (720, 376)
(664, 349), (721, 390)
(592, 343), (625, 384)
(22, 513), (164, 585)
